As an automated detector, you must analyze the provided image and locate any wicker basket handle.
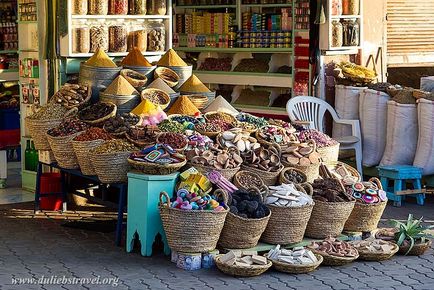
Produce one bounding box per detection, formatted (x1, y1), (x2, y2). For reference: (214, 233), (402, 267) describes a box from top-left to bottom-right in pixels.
(159, 191), (172, 207)
(369, 177), (383, 190)
(268, 142), (282, 156)
(65, 107), (79, 118)
(299, 182), (314, 196)
(307, 139), (317, 152)
(214, 189), (229, 205)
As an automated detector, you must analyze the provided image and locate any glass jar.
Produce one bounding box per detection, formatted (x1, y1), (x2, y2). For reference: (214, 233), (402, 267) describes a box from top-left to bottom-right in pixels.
(129, 0), (147, 15)
(331, 20), (343, 48)
(109, 22), (128, 52)
(147, 0), (166, 15)
(342, 19), (359, 46)
(128, 20), (148, 51)
(331, 0), (342, 16)
(90, 21), (109, 52)
(89, 0), (109, 15)
(72, 0), (87, 15)
(342, 0), (359, 15)
(72, 21), (90, 53)
(147, 19), (165, 51)
(109, 0), (128, 15)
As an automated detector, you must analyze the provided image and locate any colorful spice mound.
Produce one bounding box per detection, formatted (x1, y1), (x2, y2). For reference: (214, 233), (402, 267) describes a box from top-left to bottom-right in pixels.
(120, 47), (152, 67)
(104, 75), (138, 96)
(29, 103), (68, 120)
(156, 49), (188, 67)
(157, 119), (185, 133)
(311, 178), (354, 202)
(84, 48), (117, 68)
(171, 188), (225, 211)
(129, 144), (186, 165)
(310, 237), (358, 258)
(131, 100), (167, 126)
(167, 95), (200, 116)
(92, 139), (137, 154)
(229, 190), (270, 219)
(47, 119), (89, 137)
(74, 127), (112, 141)
(297, 129), (338, 148)
(179, 74), (211, 93)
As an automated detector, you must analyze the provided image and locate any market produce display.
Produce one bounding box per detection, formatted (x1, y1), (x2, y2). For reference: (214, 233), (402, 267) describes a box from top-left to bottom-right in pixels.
(265, 183), (313, 207)
(103, 116), (129, 136)
(157, 132), (188, 151)
(79, 102), (116, 123)
(311, 178), (353, 202)
(267, 245), (319, 266)
(52, 83), (90, 108)
(47, 119), (88, 137)
(256, 125), (298, 147)
(217, 129), (260, 153)
(282, 141), (320, 166)
(309, 237), (359, 264)
(189, 147), (243, 170)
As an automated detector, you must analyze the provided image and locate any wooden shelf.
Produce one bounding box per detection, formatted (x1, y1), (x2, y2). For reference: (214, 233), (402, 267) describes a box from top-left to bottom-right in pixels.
(242, 3), (292, 8)
(175, 47), (292, 53)
(194, 70), (292, 87)
(0, 50), (18, 54)
(66, 51), (166, 58)
(71, 15), (171, 19)
(176, 5), (236, 9)
(233, 104), (287, 116)
(0, 69), (19, 81)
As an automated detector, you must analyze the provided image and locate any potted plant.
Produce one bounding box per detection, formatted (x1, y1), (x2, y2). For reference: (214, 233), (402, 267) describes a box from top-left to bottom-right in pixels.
(389, 214), (433, 256)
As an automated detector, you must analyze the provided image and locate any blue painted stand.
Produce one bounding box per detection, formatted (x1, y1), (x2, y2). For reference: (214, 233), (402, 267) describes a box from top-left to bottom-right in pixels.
(377, 165), (425, 207)
(126, 172), (179, 256)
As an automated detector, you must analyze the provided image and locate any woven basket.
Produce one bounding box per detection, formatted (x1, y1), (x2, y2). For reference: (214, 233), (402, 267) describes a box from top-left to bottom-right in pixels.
(46, 131), (84, 169)
(128, 158), (187, 175)
(344, 178), (387, 232)
(241, 164), (283, 186)
(312, 250), (359, 266)
(233, 170), (265, 191)
(279, 167), (308, 184)
(398, 240), (432, 256)
(195, 127), (220, 138)
(192, 163), (240, 182)
(156, 132), (188, 152)
(51, 84), (92, 110)
(141, 88), (170, 110)
(204, 111), (237, 124)
(317, 143), (340, 162)
(27, 117), (63, 150)
(120, 69), (148, 88)
(255, 125), (295, 149)
(154, 67), (179, 88)
(159, 191), (229, 253)
(282, 161), (319, 183)
(125, 133), (154, 148)
(357, 242), (399, 261)
(215, 255), (272, 277)
(218, 188), (271, 249)
(305, 199), (356, 239)
(324, 161), (361, 182)
(91, 150), (132, 183)
(79, 102), (117, 127)
(261, 184), (313, 245)
(72, 139), (106, 175)
(186, 94), (209, 110)
(268, 254), (323, 274)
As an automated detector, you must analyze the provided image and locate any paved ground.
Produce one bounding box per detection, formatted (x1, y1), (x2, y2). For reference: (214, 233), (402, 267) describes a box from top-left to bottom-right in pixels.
(0, 198), (433, 290)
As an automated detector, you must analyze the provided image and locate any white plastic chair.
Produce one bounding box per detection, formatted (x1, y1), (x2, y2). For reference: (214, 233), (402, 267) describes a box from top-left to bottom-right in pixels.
(286, 96), (363, 175)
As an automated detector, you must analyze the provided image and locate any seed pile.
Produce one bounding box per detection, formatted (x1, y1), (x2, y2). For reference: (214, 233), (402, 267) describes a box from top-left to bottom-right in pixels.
(79, 102), (114, 121)
(47, 119), (89, 137)
(29, 103), (68, 120)
(74, 127), (113, 141)
(92, 139), (137, 154)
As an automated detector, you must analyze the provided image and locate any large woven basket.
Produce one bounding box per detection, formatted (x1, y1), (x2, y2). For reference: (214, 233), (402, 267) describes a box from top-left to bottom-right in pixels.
(311, 250), (359, 266)
(26, 117), (64, 150)
(344, 178), (387, 232)
(215, 255), (272, 277)
(279, 167), (307, 184)
(192, 163), (240, 182)
(159, 191), (229, 253)
(317, 143), (340, 162)
(305, 199), (356, 239)
(79, 102), (117, 127)
(261, 184), (314, 245)
(268, 254), (323, 274)
(357, 242), (399, 261)
(72, 139), (106, 175)
(398, 240), (432, 256)
(46, 131), (84, 169)
(91, 150), (132, 183)
(282, 162), (319, 183)
(233, 170), (265, 191)
(241, 164), (283, 186)
(128, 158), (187, 175)
(218, 188), (270, 249)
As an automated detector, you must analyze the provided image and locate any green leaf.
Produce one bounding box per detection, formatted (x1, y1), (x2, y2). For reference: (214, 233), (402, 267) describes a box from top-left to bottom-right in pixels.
(397, 232), (406, 246)
(405, 236), (415, 255)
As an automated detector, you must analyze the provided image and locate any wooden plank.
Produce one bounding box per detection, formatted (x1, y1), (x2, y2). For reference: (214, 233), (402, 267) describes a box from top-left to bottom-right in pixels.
(395, 189), (426, 196)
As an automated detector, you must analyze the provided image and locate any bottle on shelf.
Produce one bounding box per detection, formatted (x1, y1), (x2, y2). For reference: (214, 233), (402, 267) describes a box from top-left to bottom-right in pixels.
(24, 140), (31, 171)
(30, 141), (38, 171)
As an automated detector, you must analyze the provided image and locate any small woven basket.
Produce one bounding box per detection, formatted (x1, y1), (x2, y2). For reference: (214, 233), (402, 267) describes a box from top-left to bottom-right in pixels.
(311, 250), (359, 266)
(186, 94), (209, 110)
(120, 69), (148, 88)
(46, 131), (84, 169)
(215, 255), (272, 277)
(91, 150), (132, 183)
(324, 161), (361, 182)
(79, 102), (117, 127)
(128, 158), (187, 175)
(241, 164), (284, 186)
(305, 199), (356, 239)
(218, 188), (271, 249)
(125, 133), (154, 148)
(154, 67), (180, 88)
(398, 240), (432, 256)
(344, 178), (387, 232)
(156, 132), (188, 153)
(317, 143), (340, 162)
(356, 242), (399, 261)
(141, 88), (170, 110)
(268, 254), (323, 274)
(282, 161), (319, 183)
(195, 127), (221, 138)
(204, 111), (237, 124)
(233, 170), (265, 191)
(192, 163), (240, 182)
(279, 167), (308, 184)
(159, 190), (229, 253)
(72, 139), (106, 175)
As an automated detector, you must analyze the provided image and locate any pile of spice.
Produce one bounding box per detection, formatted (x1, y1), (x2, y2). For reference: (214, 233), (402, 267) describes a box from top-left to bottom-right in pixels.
(84, 48), (117, 68)
(52, 83), (89, 108)
(311, 178), (354, 202)
(298, 129), (338, 148)
(47, 119), (89, 137)
(234, 89), (270, 106)
(158, 119), (185, 133)
(147, 78), (176, 95)
(103, 75), (138, 96)
(219, 250), (268, 267)
(203, 95), (239, 116)
(157, 132), (188, 151)
(179, 74), (211, 93)
(28, 103), (68, 120)
(92, 139), (137, 154)
(198, 58), (232, 71)
(229, 190), (270, 219)
(74, 127), (112, 142)
(103, 116), (129, 135)
(129, 144), (186, 165)
(189, 147), (243, 170)
(131, 99), (167, 125)
(267, 245), (319, 266)
(120, 47), (152, 67)
(309, 237), (358, 258)
(156, 48), (188, 66)
(266, 184), (313, 207)
(167, 95), (200, 116)
(243, 146), (282, 172)
(79, 102), (114, 122)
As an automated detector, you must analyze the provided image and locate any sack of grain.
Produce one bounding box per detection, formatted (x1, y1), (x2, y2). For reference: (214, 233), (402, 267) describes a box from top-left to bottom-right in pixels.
(380, 101), (418, 166)
(359, 89), (390, 167)
(333, 85), (366, 139)
(413, 99), (434, 175)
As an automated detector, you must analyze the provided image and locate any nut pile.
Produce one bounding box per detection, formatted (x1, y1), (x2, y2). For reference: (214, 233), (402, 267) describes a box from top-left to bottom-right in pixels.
(158, 119), (185, 133)
(74, 127), (113, 142)
(266, 184), (313, 207)
(157, 132), (188, 150)
(351, 239), (396, 254)
(229, 190), (270, 219)
(47, 119), (89, 137)
(267, 245), (319, 265)
(257, 125), (298, 146)
(219, 250), (268, 267)
(309, 237), (358, 258)
(189, 147), (243, 170)
(29, 103), (68, 120)
(312, 178), (354, 202)
(218, 129), (260, 153)
(282, 141), (320, 166)
(298, 129), (338, 148)
(53, 83), (89, 108)
(242, 146), (282, 172)
(93, 139), (137, 154)
(103, 116), (129, 135)
(79, 102), (114, 121)
(121, 113), (140, 127)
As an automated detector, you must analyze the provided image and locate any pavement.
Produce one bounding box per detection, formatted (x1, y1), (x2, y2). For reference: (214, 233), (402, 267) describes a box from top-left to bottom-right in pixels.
(0, 198), (433, 290)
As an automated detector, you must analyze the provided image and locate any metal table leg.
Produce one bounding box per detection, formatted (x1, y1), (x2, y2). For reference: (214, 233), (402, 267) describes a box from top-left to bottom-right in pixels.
(115, 184), (127, 246)
(34, 162), (42, 212)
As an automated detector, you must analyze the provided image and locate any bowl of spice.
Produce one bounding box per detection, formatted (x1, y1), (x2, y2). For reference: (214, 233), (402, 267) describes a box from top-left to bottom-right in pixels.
(156, 132), (188, 152)
(154, 67), (180, 88)
(141, 88), (170, 110)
